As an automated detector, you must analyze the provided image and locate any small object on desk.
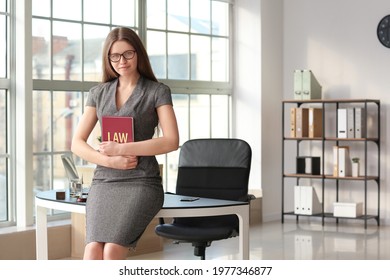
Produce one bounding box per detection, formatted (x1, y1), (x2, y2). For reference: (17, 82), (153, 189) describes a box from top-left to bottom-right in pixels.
(56, 191), (66, 200)
(70, 180), (83, 198)
(180, 197), (200, 202)
(81, 186), (90, 196)
(77, 196), (87, 203)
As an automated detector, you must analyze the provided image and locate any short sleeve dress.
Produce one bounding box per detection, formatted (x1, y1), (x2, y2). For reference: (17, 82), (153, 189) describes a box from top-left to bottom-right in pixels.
(84, 76), (172, 248)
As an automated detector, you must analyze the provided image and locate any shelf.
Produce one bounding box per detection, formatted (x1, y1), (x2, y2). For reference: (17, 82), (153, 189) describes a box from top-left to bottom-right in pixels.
(282, 98), (380, 104)
(325, 137), (379, 142)
(284, 137), (323, 141)
(324, 175), (379, 181)
(284, 174), (378, 181)
(284, 173), (322, 179)
(282, 98), (381, 229)
(284, 137), (379, 142)
(284, 211), (378, 221)
(283, 211), (323, 217)
(323, 213), (378, 221)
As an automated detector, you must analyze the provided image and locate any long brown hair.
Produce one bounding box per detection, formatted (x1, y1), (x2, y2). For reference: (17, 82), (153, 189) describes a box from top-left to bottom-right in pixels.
(101, 27), (157, 83)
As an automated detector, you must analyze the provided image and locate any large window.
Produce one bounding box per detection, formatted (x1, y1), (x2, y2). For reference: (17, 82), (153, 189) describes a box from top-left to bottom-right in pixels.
(1, 0), (232, 226)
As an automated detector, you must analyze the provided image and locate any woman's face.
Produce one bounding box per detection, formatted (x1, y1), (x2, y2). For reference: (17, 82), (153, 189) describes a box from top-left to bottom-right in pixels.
(109, 40), (138, 78)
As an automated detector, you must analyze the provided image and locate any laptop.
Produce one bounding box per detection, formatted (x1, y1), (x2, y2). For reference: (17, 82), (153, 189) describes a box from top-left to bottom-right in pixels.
(61, 154), (79, 182)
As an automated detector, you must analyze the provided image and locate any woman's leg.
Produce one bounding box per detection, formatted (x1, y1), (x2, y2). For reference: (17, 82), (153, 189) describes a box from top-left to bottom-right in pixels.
(83, 242), (104, 260)
(103, 243), (129, 260)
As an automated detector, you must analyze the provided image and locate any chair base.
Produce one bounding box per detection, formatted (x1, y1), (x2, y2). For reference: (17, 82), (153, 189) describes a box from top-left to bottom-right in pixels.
(194, 246), (205, 260)
(173, 240), (211, 260)
(193, 241), (211, 260)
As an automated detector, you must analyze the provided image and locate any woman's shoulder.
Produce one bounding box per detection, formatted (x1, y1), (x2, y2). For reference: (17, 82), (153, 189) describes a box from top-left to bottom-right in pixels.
(90, 79), (117, 94)
(141, 76), (170, 92)
(140, 77), (172, 106)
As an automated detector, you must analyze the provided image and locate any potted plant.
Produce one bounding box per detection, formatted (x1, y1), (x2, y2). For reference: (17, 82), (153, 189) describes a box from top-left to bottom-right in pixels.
(352, 157), (360, 177)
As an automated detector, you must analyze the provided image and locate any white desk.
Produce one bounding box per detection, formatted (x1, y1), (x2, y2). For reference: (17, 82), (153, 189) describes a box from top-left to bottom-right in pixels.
(35, 191), (250, 260)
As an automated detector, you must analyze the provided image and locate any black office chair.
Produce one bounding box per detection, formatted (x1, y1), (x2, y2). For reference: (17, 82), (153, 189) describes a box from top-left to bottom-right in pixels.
(155, 138), (252, 260)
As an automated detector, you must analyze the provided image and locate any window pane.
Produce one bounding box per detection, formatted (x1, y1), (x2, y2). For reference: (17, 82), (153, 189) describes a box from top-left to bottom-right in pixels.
(32, 18), (51, 80)
(212, 37), (228, 82)
(211, 95), (229, 138)
(84, 0), (110, 24)
(52, 91), (81, 152)
(172, 94), (189, 145)
(0, 158), (7, 221)
(148, 31), (166, 79)
(168, 33), (189, 80)
(147, 0), (166, 30)
(167, 0), (189, 32)
(84, 25), (109, 82)
(53, 21), (82, 81)
(156, 150), (180, 194)
(0, 15), (6, 78)
(191, 35), (210, 81)
(166, 149), (180, 193)
(53, 0), (81, 21)
(113, 0), (136, 27)
(0, 76), (7, 222)
(212, 1), (229, 36)
(33, 154), (50, 192)
(0, 89), (5, 154)
(191, 0), (210, 34)
(32, 0), (51, 17)
(190, 95), (210, 138)
(0, 0), (5, 12)
(33, 90), (51, 153)
(54, 154), (69, 191)
(83, 91), (101, 151)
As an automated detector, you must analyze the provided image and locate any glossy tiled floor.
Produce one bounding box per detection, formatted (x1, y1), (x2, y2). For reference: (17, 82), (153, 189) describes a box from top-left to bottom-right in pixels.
(127, 219), (390, 260)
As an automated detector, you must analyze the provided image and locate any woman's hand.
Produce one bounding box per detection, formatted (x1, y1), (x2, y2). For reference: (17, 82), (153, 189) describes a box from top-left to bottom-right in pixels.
(99, 141), (121, 156)
(99, 141), (138, 169)
(107, 155), (138, 170)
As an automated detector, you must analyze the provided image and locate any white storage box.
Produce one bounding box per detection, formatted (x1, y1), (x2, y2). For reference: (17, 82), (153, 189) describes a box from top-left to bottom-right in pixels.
(333, 202), (363, 218)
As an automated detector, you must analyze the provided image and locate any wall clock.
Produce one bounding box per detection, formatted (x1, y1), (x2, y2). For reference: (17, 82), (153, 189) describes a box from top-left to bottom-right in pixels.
(377, 15), (390, 48)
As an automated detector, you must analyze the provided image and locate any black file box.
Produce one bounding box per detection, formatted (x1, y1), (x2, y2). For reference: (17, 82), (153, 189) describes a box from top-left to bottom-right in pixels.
(296, 156), (321, 175)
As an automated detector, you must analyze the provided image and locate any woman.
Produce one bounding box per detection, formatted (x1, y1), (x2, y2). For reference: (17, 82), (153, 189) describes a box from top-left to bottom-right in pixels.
(71, 27), (179, 260)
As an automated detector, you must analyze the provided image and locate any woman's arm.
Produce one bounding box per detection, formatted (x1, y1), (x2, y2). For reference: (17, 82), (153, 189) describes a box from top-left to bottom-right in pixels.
(71, 106), (138, 169)
(98, 104), (179, 156)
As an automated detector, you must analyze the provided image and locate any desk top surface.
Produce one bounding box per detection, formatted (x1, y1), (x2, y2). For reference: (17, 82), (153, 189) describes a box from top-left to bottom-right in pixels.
(36, 190), (248, 210)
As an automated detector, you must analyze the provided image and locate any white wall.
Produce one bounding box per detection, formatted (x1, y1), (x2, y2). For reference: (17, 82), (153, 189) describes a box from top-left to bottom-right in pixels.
(234, 0), (262, 193)
(234, 0), (283, 221)
(260, 0), (283, 221)
(282, 0), (390, 224)
(235, 0), (390, 225)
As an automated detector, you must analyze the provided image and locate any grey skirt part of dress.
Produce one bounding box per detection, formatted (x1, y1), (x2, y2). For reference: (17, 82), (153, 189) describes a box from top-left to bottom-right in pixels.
(85, 179), (164, 248)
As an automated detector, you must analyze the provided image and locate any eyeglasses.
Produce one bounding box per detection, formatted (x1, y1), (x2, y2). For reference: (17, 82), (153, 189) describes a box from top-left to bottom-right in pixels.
(108, 50), (136, 62)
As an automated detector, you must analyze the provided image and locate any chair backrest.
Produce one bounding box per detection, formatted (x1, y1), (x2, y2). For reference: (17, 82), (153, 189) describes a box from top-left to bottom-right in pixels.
(176, 139), (252, 202)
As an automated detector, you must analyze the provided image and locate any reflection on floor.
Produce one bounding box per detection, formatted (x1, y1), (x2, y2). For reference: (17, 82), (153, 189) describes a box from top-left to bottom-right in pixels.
(126, 219), (390, 260)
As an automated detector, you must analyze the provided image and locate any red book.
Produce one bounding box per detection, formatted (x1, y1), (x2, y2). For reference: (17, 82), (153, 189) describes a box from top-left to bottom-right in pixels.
(101, 116), (134, 143)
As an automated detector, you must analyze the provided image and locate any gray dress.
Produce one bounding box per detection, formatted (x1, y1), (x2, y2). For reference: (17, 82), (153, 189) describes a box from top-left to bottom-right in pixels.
(85, 76), (172, 248)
